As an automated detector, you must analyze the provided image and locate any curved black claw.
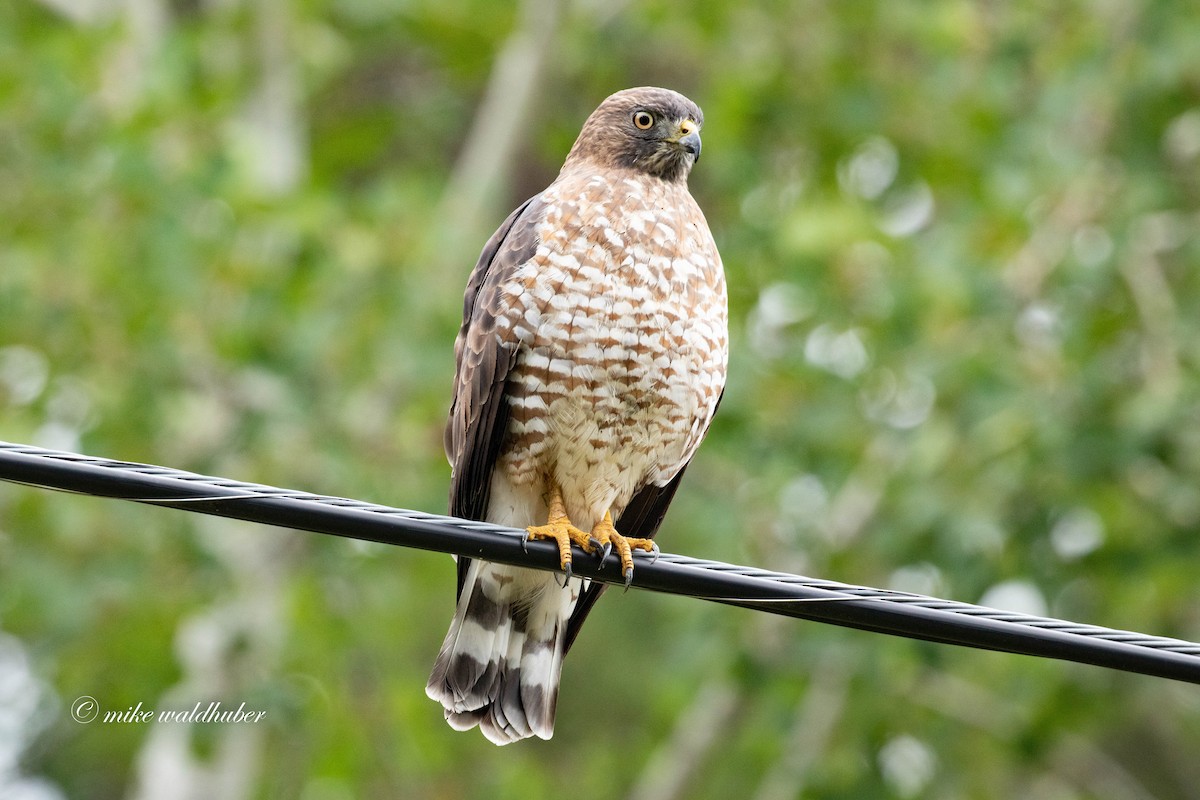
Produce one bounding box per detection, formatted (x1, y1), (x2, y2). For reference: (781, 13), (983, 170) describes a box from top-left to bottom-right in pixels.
(648, 542), (661, 564)
(599, 542), (613, 564)
(521, 529), (530, 554)
(587, 536), (603, 556)
(561, 560), (573, 587)
(622, 566), (634, 592)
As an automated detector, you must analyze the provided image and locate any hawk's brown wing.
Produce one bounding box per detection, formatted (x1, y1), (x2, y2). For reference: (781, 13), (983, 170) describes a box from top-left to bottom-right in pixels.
(445, 195), (545, 597)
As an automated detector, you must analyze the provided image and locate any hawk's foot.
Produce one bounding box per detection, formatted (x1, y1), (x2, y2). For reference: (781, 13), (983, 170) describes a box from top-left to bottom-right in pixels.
(590, 511), (660, 589)
(525, 487), (598, 581)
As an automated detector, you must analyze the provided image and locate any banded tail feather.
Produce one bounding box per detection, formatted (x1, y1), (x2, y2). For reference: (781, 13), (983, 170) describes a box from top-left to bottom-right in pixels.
(425, 560), (578, 744)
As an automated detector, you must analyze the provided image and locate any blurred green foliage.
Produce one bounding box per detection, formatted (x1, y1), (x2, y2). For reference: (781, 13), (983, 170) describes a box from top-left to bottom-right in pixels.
(2, 1), (1200, 797)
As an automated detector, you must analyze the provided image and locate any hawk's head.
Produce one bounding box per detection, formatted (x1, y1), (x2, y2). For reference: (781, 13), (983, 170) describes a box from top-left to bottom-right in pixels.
(564, 87), (704, 183)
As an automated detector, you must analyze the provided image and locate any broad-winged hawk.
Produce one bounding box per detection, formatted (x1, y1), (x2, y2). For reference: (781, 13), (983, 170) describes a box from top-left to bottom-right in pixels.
(426, 86), (728, 744)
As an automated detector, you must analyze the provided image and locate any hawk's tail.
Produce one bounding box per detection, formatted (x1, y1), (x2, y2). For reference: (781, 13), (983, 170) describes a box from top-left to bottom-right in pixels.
(425, 560), (571, 745)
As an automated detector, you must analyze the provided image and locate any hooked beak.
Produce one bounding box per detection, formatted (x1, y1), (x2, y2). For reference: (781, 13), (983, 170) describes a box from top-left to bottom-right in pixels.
(675, 118), (702, 161)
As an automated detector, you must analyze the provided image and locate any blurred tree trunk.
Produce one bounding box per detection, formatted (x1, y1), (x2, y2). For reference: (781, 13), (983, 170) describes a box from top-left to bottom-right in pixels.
(420, 0), (562, 278)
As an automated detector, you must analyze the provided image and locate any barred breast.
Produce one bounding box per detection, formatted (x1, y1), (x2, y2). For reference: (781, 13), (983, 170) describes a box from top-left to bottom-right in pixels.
(493, 169), (728, 530)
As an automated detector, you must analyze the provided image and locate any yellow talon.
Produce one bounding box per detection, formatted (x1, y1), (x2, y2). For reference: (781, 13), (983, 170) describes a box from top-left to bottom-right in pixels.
(525, 490), (658, 587)
(525, 486), (595, 574)
(589, 511), (658, 588)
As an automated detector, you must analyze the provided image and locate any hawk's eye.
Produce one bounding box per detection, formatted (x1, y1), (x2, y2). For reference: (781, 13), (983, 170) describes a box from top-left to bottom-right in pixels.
(632, 111), (655, 130)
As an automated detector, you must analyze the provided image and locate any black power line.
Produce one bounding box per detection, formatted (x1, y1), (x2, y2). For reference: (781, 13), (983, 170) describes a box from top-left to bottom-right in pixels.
(2, 440), (1199, 684)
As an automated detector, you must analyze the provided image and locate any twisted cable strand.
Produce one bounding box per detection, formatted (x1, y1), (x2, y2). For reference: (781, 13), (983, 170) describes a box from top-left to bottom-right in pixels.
(2, 441), (1198, 680)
